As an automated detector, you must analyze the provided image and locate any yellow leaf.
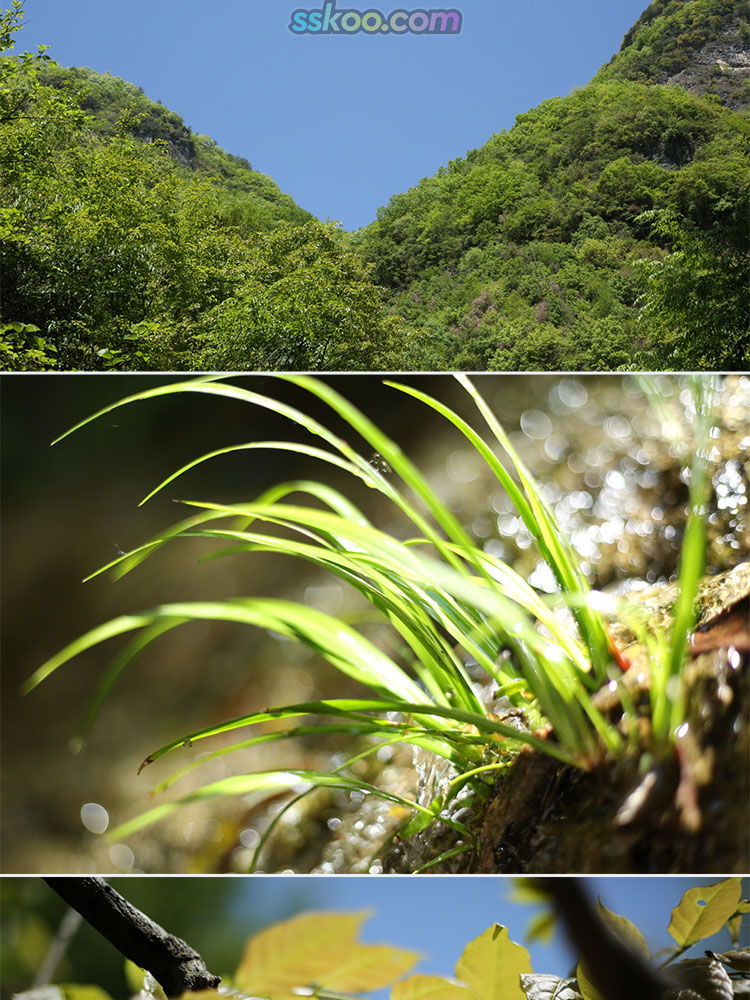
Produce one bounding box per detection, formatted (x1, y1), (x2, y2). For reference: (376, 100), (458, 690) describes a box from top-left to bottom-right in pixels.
(455, 925), (532, 1000)
(575, 961), (602, 1000)
(235, 910), (418, 996)
(668, 880), (743, 948)
(598, 899), (649, 959)
(392, 975), (473, 1000)
(319, 943), (420, 991)
(236, 911), (368, 993)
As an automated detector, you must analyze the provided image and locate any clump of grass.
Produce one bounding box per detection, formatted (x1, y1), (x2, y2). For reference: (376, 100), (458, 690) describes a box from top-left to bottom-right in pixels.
(23, 374), (716, 863)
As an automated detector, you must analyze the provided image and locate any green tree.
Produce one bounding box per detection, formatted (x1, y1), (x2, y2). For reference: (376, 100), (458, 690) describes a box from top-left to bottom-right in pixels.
(636, 211), (750, 367)
(0, 1), (51, 124)
(187, 221), (407, 370)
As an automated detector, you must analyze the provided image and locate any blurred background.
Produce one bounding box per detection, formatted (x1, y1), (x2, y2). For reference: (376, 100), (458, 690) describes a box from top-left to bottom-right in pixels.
(1, 876), (747, 1000)
(1, 374), (748, 873)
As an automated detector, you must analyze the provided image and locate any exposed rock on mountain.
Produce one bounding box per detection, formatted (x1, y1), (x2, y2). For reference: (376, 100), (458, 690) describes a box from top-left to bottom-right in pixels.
(597, 0), (750, 110)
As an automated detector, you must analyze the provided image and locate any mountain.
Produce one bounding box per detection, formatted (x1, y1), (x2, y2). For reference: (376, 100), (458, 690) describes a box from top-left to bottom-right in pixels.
(596, 0), (750, 111)
(0, 19), (408, 372)
(352, 0), (749, 369)
(1, 1), (747, 371)
(38, 63), (312, 229)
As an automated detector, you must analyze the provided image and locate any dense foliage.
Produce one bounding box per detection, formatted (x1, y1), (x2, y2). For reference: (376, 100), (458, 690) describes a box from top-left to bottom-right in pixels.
(353, 76), (749, 370)
(0, 6), (407, 370)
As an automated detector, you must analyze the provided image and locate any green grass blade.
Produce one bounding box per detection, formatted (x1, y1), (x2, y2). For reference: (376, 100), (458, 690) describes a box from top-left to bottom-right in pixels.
(73, 617), (187, 748)
(138, 441), (365, 506)
(268, 374), (489, 578)
(27, 598), (430, 707)
(99, 479), (375, 582)
(23, 613), (159, 694)
(383, 378), (538, 540)
(639, 374), (716, 739)
(138, 697), (578, 772)
(150, 721), (476, 796)
(186, 526), (478, 710)
(454, 374), (611, 680)
(109, 768), (474, 841)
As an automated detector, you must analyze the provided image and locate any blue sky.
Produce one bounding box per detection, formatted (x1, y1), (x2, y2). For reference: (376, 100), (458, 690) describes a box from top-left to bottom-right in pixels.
(230, 876), (748, 988)
(19, 0), (649, 229)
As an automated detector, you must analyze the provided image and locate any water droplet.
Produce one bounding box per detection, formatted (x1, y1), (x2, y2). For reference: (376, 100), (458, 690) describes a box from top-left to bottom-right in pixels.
(521, 409), (552, 440)
(240, 827), (260, 848)
(109, 843), (135, 869)
(80, 802), (109, 834)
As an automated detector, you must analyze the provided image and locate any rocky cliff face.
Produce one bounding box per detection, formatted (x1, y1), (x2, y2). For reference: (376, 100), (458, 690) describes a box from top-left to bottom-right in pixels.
(663, 18), (750, 110)
(597, 1), (750, 110)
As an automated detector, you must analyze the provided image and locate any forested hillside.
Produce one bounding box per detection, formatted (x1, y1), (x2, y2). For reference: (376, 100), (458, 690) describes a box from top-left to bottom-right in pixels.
(353, 0), (749, 370)
(1, 0), (748, 370)
(37, 63), (313, 224)
(0, 4), (409, 370)
(353, 75), (749, 369)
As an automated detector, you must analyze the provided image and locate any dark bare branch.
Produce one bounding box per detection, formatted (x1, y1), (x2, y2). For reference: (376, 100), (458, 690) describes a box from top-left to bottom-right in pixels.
(539, 878), (683, 1000)
(43, 878), (221, 998)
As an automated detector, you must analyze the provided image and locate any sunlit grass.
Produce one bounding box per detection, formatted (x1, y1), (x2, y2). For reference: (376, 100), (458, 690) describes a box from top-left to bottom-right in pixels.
(23, 374), (717, 862)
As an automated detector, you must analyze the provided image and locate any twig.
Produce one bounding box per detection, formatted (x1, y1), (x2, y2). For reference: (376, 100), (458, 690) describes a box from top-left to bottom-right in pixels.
(33, 908), (83, 988)
(43, 878), (221, 997)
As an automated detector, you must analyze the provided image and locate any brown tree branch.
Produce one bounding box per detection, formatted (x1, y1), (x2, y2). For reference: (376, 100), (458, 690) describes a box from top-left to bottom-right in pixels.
(43, 878), (221, 998)
(538, 878), (698, 1000)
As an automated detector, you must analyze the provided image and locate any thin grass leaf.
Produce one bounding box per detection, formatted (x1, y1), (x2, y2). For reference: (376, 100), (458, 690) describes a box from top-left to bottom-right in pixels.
(27, 597), (431, 706)
(165, 501), (533, 706)
(454, 374), (611, 681)
(150, 720), (482, 797)
(268, 374), (489, 580)
(186, 527), (479, 711)
(637, 374), (717, 739)
(667, 377), (715, 732)
(250, 731), (429, 872)
(413, 843), (474, 873)
(138, 698), (578, 774)
(439, 542), (590, 674)
(383, 378), (538, 543)
(138, 440), (365, 506)
(109, 768), (473, 841)
(23, 613), (161, 694)
(102, 479), (374, 582)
